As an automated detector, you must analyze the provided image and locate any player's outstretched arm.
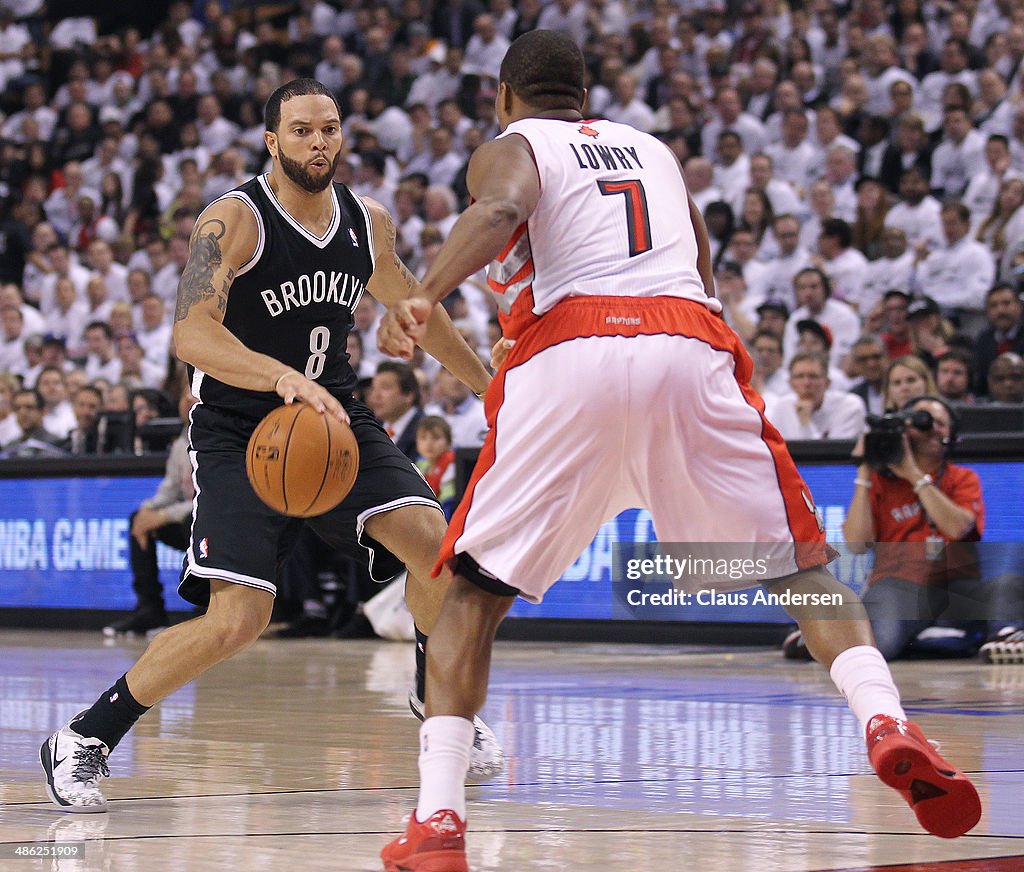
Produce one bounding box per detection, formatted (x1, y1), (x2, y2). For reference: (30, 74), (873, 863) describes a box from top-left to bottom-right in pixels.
(364, 197), (490, 395)
(173, 199), (346, 420)
(421, 136), (540, 306)
(376, 136), (539, 359)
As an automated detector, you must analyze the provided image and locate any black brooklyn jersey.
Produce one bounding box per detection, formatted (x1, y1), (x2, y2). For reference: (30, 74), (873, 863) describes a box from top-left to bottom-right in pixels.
(187, 174), (374, 420)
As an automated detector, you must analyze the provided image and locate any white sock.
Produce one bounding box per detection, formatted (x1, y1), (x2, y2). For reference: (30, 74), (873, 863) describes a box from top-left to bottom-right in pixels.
(829, 645), (907, 733)
(415, 716), (474, 822)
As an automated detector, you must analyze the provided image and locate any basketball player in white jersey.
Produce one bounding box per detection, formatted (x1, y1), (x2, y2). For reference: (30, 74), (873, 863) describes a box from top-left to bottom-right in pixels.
(378, 31), (980, 871)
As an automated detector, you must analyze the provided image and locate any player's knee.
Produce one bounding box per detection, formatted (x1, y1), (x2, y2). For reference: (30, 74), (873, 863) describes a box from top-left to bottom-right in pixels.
(405, 508), (447, 560)
(205, 609), (268, 655)
(442, 575), (516, 637)
(368, 504), (446, 576)
(202, 586), (273, 654)
(769, 565), (864, 620)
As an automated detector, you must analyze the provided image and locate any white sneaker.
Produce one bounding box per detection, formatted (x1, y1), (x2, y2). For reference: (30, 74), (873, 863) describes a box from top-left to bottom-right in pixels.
(40, 713), (110, 813)
(409, 692), (504, 781)
(980, 627), (1024, 664)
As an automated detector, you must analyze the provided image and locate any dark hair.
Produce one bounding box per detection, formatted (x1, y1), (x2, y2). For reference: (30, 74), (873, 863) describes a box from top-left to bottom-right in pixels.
(941, 201), (971, 224)
(265, 78), (341, 133)
(752, 329), (783, 351)
(794, 266), (833, 298)
(900, 165), (928, 183)
(85, 321), (113, 339)
(360, 149), (387, 176)
(76, 384), (103, 403)
(741, 187), (774, 238)
(14, 387), (43, 409)
(937, 347), (974, 377)
(820, 217), (853, 248)
(376, 361), (421, 405)
(499, 30), (585, 111)
(416, 414), (452, 442)
(863, 115), (889, 136)
(130, 387), (174, 417)
(985, 282), (1020, 303)
(944, 36), (969, 57)
(942, 82), (971, 110)
(987, 133), (1010, 149)
(704, 200), (737, 250)
(37, 365), (65, 382)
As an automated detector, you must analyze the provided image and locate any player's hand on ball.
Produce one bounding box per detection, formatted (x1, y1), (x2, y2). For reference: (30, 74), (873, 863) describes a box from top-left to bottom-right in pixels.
(378, 297), (432, 359)
(275, 370), (349, 424)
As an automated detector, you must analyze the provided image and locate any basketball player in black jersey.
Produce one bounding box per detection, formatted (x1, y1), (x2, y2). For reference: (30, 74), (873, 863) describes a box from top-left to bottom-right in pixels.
(40, 79), (502, 814)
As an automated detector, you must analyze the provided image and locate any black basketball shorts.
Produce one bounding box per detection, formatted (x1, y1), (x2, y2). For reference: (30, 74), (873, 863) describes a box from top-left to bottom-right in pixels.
(178, 397), (440, 607)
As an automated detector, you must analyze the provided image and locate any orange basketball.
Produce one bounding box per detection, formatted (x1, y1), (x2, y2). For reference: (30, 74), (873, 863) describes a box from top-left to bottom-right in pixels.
(245, 403), (359, 517)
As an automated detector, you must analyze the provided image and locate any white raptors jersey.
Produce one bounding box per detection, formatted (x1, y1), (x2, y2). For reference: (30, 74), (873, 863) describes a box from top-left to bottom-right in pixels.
(488, 117), (709, 338)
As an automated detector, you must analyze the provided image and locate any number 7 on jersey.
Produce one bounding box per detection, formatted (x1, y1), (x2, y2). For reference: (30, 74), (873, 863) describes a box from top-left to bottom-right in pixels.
(597, 179), (652, 257)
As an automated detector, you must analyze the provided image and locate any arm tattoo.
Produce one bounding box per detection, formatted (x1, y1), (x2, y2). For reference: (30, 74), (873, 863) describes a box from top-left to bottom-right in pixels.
(174, 219), (229, 322)
(378, 204), (418, 292)
(380, 207), (398, 251)
(393, 253), (418, 291)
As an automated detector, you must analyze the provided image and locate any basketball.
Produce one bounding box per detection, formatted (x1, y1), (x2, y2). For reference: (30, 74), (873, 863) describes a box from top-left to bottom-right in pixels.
(245, 403), (359, 517)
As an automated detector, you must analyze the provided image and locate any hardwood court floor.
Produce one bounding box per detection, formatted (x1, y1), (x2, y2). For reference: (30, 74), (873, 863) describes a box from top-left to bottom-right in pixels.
(0, 630), (1022, 871)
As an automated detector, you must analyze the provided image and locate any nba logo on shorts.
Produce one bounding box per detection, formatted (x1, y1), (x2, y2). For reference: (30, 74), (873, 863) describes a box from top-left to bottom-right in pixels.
(198, 537), (209, 559)
(348, 227), (359, 246)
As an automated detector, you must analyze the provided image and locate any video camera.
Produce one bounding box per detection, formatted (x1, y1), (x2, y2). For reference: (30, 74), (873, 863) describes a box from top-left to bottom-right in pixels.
(862, 408), (936, 469)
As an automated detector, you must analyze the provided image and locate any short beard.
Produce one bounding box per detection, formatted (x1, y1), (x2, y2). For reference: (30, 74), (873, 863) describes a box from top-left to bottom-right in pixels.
(278, 148), (340, 193)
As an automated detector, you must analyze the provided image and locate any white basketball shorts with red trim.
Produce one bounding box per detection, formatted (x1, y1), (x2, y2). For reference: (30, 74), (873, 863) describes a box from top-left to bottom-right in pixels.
(435, 296), (831, 602)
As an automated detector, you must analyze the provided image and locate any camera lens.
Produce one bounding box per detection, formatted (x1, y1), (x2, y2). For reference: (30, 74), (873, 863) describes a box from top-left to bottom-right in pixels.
(908, 409), (934, 431)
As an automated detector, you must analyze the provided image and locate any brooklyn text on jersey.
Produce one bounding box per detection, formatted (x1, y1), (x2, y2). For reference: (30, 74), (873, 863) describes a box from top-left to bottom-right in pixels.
(260, 270), (365, 317)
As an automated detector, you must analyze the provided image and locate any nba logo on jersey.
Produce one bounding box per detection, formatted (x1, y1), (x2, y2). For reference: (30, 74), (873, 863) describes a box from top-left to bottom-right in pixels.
(578, 124), (599, 137)
(348, 227), (359, 246)
(198, 537), (209, 559)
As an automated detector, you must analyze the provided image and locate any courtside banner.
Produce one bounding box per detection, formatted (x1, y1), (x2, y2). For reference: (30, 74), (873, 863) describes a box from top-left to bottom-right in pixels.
(0, 476), (184, 610)
(1, 463), (1021, 619)
(507, 461), (1024, 622)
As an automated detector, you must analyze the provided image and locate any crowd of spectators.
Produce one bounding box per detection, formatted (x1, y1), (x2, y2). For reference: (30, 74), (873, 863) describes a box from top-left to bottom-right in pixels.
(0, 1), (1024, 461)
(0, 1), (1018, 645)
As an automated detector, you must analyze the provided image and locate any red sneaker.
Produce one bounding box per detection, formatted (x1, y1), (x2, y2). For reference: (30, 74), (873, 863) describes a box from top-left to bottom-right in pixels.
(866, 715), (982, 838)
(381, 809), (468, 872)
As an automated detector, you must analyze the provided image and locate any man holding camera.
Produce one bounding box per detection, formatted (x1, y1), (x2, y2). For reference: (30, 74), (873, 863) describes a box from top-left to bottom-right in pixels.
(843, 397), (985, 660)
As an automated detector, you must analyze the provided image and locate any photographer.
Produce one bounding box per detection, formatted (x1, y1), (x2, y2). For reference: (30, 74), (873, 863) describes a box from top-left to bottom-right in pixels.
(843, 396), (985, 660)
